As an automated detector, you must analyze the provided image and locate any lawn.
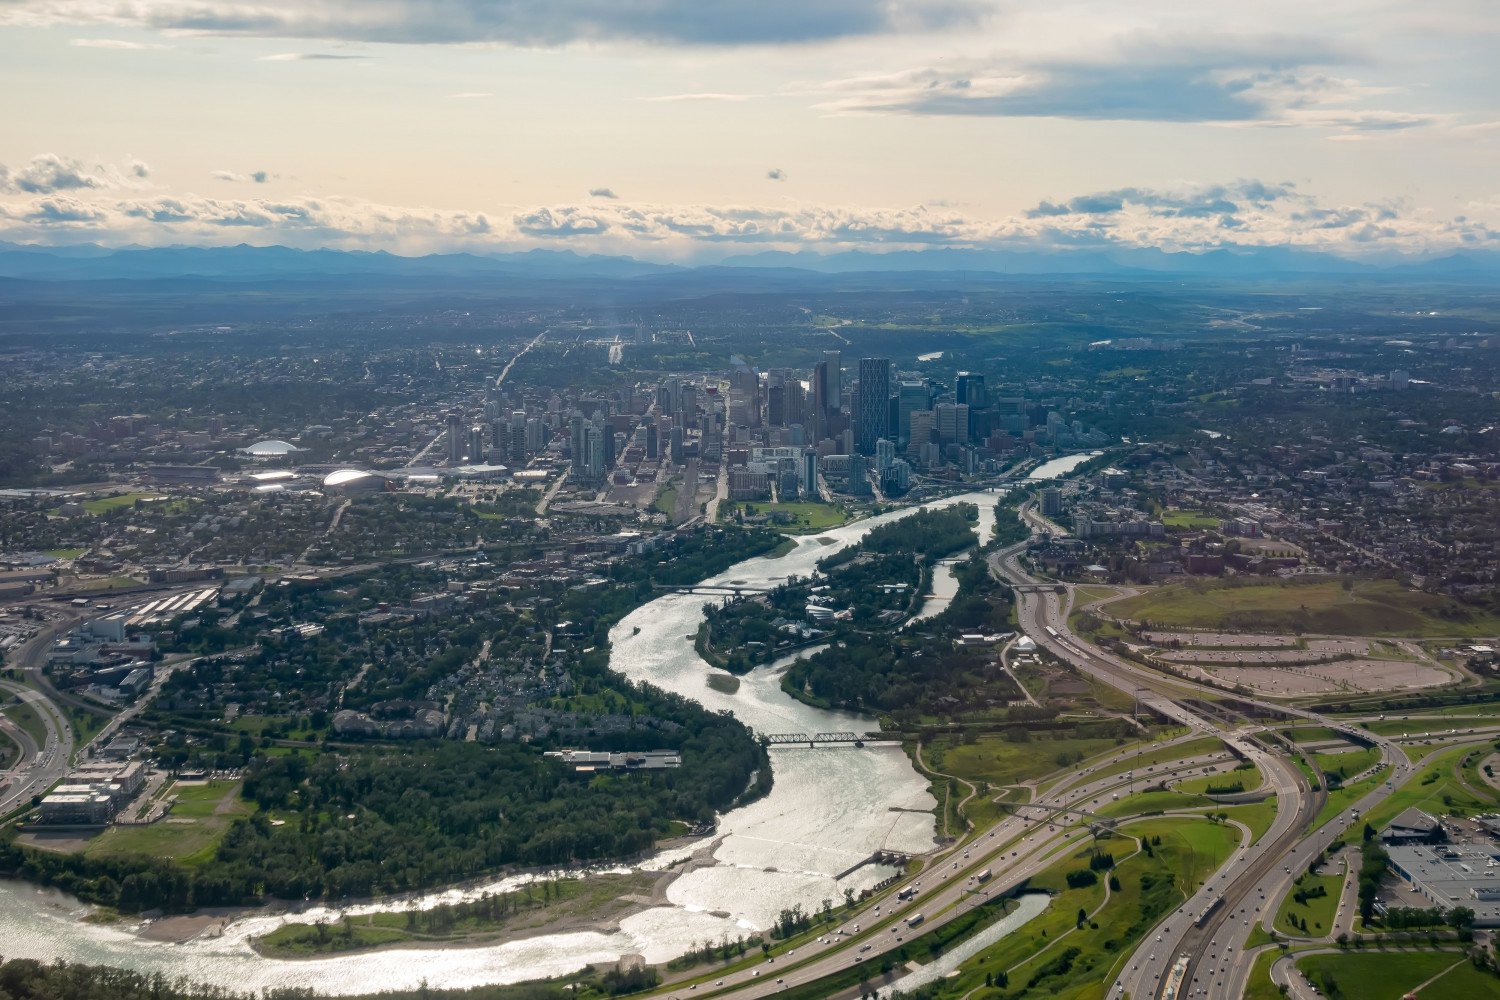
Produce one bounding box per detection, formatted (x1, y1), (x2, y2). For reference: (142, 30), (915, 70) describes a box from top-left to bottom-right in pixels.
(1221, 798), (1280, 845)
(1274, 872), (1342, 936)
(1314, 747), (1382, 782)
(1176, 761), (1264, 795)
(1095, 788), (1216, 820)
(1243, 948), (1284, 1000)
(945, 817), (1237, 1000)
(1108, 577), (1500, 638)
(2, 699), (50, 747)
(1358, 745), (1498, 832)
(80, 492), (164, 515)
(84, 780), (250, 866)
(1162, 509), (1220, 530)
(1295, 951), (1487, 1000)
(933, 733), (1135, 792)
(722, 500), (850, 534)
(43, 547), (86, 559)
(652, 480), (678, 517)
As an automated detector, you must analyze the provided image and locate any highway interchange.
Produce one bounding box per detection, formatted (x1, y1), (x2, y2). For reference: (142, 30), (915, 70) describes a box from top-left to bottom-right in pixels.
(3, 491), (1495, 1000)
(630, 496), (1495, 999)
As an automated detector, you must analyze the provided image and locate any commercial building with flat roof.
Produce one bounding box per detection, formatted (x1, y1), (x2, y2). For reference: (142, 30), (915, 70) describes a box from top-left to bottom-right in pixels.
(1385, 843), (1500, 926)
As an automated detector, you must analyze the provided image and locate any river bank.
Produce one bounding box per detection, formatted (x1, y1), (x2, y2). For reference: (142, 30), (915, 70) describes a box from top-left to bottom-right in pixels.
(0, 461), (1094, 994)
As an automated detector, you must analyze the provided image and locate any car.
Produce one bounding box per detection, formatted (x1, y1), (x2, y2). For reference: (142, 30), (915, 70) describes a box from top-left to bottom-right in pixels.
(715, 981), (723, 987)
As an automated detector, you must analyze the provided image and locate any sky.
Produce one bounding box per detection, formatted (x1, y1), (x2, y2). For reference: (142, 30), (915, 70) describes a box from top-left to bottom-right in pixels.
(0, 0), (1498, 260)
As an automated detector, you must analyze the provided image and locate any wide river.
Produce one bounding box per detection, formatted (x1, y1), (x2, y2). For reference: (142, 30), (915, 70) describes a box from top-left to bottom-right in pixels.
(0, 456), (1088, 993)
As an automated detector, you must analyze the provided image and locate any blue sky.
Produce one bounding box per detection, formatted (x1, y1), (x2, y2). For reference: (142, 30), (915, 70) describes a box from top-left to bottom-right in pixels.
(0, 0), (1496, 258)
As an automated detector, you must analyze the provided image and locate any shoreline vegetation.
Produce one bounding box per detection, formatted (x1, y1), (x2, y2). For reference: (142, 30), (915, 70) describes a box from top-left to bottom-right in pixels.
(1, 524), (783, 921)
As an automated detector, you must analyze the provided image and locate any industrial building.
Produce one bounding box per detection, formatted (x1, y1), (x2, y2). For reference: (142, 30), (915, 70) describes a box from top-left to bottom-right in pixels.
(1385, 843), (1500, 926)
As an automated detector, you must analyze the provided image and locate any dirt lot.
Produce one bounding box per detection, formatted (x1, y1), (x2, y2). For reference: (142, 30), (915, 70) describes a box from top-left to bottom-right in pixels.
(1202, 658), (1453, 696)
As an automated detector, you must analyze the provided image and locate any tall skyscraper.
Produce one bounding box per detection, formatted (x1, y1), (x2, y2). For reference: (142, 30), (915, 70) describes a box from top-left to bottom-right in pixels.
(820, 351), (842, 415)
(855, 357), (890, 454)
(468, 425), (485, 463)
(956, 372), (987, 409)
(446, 413), (463, 465)
(897, 380), (930, 443)
(800, 447), (818, 498)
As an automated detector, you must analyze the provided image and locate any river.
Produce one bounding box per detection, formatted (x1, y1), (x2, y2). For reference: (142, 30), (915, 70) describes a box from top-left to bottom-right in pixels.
(0, 463), (1088, 993)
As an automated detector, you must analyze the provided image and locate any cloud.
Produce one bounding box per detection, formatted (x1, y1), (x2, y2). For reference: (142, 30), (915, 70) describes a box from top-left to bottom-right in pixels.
(0, 154), (149, 195)
(589, 187), (618, 199)
(514, 207), (610, 237)
(0, 166), (1494, 259)
(811, 34), (1436, 132)
(3, 0), (987, 47)
(1027, 181), (1299, 220)
(446, 92), (492, 99)
(645, 92), (757, 102)
(258, 52), (369, 61)
(767, 168), (787, 181)
(69, 37), (169, 49)
(211, 169), (273, 183)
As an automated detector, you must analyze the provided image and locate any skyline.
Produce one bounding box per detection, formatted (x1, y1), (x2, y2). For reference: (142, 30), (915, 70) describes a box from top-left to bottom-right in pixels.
(2, 0), (1498, 259)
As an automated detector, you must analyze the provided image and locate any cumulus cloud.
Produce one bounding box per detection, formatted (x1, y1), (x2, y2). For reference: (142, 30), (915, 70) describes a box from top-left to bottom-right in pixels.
(1028, 180), (1299, 219)
(0, 154), (150, 195)
(0, 165), (1495, 258)
(589, 187), (618, 199)
(767, 168), (787, 181)
(514, 207), (610, 237)
(810, 34), (1436, 132)
(1, 0), (986, 47)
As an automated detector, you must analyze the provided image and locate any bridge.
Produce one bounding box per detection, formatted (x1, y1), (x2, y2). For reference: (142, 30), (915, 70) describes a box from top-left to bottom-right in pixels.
(655, 583), (774, 596)
(764, 731), (877, 748)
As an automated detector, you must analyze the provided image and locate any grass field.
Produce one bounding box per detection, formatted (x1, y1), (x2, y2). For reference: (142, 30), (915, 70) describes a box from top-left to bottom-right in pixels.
(1108, 577), (1500, 638)
(1274, 872), (1343, 936)
(653, 480), (678, 517)
(1221, 799), (1280, 844)
(84, 780), (250, 866)
(1162, 509), (1220, 530)
(43, 547), (86, 559)
(943, 817), (1237, 1000)
(1358, 744), (1498, 832)
(80, 492), (164, 515)
(1243, 948), (1284, 1000)
(1295, 951), (1490, 1000)
(722, 500), (850, 534)
(1095, 788), (1216, 819)
(1314, 747), (1382, 782)
(933, 734), (1133, 792)
(2, 699), (50, 747)
(1176, 762), (1264, 795)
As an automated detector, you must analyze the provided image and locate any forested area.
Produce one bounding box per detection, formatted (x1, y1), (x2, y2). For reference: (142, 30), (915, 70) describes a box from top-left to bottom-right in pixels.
(5, 523), (782, 914)
(781, 633), (1019, 719)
